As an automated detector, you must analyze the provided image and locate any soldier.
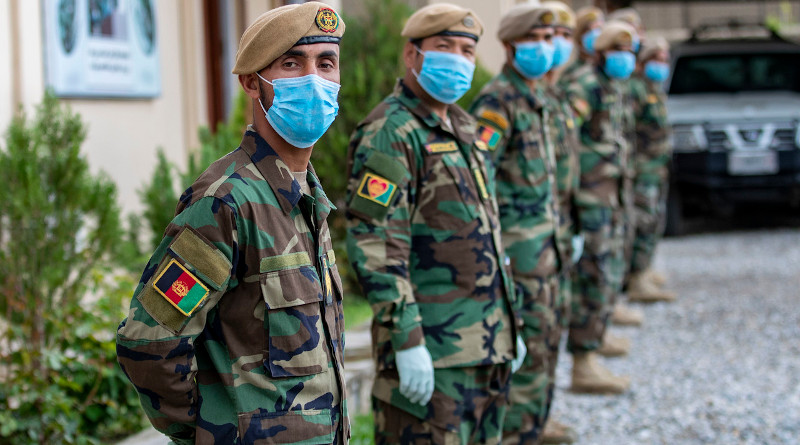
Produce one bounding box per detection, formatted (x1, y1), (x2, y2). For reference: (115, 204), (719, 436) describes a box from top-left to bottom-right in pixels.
(627, 37), (677, 303)
(116, 3), (349, 444)
(559, 6), (604, 84)
(469, 4), (566, 444)
(345, 4), (525, 444)
(560, 21), (640, 394)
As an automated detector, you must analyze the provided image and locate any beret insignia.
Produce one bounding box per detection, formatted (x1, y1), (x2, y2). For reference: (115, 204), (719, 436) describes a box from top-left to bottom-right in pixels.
(541, 12), (554, 25)
(316, 7), (339, 33)
(620, 32), (633, 45)
(463, 15), (475, 28)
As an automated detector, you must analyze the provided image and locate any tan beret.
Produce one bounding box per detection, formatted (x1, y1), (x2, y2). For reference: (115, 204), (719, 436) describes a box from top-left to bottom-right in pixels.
(607, 7), (642, 29)
(575, 6), (604, 39)
(497, 4), (557, 42)
(639, 36), (670, 62)
(594, 21), (637, 52)
(543, 1), (576, 29)
(232, 2), (345, 75)
(402, 3), (484, 41)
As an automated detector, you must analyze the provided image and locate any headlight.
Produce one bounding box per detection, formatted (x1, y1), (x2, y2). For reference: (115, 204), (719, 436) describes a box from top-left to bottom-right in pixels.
(670, 124), (708, 152)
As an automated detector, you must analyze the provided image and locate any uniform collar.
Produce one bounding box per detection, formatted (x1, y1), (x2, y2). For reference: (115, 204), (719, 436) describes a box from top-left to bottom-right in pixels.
(502, 64), (545, 111)
(393, 79), (475, 147)
(238, 126), (334, 218)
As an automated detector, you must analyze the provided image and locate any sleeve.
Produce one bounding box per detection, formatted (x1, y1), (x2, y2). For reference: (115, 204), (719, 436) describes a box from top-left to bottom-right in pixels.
(469, 92), (512, 162)
(345, 121), (422, 353)
(564, 75), (593, 126)
(116, 196), (237, 442)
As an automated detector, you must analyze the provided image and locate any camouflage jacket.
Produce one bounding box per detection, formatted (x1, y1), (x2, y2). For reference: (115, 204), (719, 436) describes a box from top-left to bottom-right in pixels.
(469, 64), (563, 277)
(631, 74), (672, 179)
(116, 128), (348, 444)
(544, 83), (581, 267)
(345, 80), (518, 375)
(562, 64), (635, 209)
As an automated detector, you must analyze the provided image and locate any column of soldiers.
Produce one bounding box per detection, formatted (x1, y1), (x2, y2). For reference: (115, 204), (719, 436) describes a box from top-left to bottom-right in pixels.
(116, 1), (675, 444)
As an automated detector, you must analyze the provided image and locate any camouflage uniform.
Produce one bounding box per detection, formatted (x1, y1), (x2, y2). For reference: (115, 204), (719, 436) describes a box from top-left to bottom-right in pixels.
(116, 128), (348, 444)
(629, 74), (672, 273)
(469, 65), (565, 445)
(559, 64), (634, 353)
(346, 80), (519, 445)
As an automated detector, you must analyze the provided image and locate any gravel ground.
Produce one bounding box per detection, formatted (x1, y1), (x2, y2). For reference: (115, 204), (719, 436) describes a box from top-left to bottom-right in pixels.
(550, 227), (800, 445)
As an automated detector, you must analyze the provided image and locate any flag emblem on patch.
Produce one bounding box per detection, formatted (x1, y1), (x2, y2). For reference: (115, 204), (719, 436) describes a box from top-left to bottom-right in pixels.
(152, 259), (209, 316)
(357, 173), (397, 207)
(478, 126), (501, 150)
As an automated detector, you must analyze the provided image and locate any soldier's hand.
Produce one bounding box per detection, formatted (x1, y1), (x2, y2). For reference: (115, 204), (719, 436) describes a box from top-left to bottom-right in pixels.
(571, 235), (585, 263)
(395, 345), (434, 405)
(511, 335), (527, 373)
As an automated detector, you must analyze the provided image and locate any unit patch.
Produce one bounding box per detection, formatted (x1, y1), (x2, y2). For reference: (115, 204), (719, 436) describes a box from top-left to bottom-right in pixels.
(479, 110), (509, 131)
(316, 7), (339, 33)
(425, 141), (459, 153)
(477, 125), (501, 151)
(153, 259), (209, 316)
(357, 173), (397, 207)
(647, 94), (659, 104)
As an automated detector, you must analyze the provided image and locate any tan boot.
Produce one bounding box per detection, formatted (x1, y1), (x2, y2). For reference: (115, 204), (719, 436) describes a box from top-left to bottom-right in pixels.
(542, 419), (578, 444)
(628, 272), (677, 303)
(611, 303), (644, 326)
(596, 332), (630, 357)
(570, 352), (631, 394)
(645, 268), (667, 287)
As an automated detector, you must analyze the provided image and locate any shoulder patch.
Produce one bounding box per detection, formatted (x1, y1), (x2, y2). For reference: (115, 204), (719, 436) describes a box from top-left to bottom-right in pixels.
(152, 259), (210, 316)
(479, 110), (509, 131)
(424, 141), (459, 154)
(647, 94), (659, 104)
(477, 125), (502, 151)
(357, 173), (397, 207)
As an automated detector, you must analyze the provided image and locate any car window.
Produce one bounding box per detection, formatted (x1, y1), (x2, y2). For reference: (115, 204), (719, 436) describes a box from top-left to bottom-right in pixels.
(669, 52), (800, 94)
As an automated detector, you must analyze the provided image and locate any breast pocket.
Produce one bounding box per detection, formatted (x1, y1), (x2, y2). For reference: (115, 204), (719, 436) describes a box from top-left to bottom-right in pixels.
(421, 151), (480, 238)
(261, 253), (329, 378)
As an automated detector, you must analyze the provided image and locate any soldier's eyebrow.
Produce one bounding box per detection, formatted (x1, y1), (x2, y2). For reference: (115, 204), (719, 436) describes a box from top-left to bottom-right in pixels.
(317, 50), (339, 60)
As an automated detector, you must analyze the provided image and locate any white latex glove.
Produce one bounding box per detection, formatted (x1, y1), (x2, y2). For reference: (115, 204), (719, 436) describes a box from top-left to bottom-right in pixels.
(511, 335), (527, 373)
(571, 235), (585, 264)
(395, 345), (434, 405)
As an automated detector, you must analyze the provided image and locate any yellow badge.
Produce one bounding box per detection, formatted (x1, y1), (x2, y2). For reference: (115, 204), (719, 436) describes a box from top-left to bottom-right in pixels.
(357, 173), (398, 207)
(620, 33), (633, 45)
(647, 94), (659, 104)
(480, 110), (509, 131)
(566, 118), (575, 130)
(473, 168), (489, 200)
(541, 12), (554, 26)
(425, 141), (458, 154)
(316, 7), (339, 33)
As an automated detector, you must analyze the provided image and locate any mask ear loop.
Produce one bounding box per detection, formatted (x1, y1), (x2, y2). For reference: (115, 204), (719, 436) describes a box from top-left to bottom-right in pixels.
(255, 72), (274, 117)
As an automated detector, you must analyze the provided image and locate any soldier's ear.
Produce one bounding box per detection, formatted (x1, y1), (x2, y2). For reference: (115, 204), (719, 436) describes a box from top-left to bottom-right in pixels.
(402, 41), (419, 70)
(239, 73), (261, 100)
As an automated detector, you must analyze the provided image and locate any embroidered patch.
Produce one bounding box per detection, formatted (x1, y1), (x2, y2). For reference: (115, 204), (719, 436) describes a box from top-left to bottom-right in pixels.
(316, 7), (339, 33)
(357, 173), (397, 207)
(480, 110), (509, 131)
(152, 259), (209, 316)
(473, 168), (489, 200)
(647, 94), (659, 104)
(572, 98), (590, 119)
(425, 141), (458, 153)
(541, 12), (554, 26)
(478, 125), (501, 151)
(566, 118), (575, 130)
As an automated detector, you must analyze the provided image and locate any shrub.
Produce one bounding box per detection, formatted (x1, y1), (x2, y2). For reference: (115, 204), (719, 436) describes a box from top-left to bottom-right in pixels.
(0, 93), (145, 443)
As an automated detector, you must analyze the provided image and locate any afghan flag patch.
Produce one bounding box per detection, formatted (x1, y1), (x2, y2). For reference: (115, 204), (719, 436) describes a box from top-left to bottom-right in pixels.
(357, 172), (397, 207)
(152, 259), (209, 316)
(478, 125), (501, 151)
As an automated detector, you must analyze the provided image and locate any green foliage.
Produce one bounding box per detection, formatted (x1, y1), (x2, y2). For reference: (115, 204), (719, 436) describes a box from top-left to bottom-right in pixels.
(0, 92), (145, 443)
(350, 413), (375, 445)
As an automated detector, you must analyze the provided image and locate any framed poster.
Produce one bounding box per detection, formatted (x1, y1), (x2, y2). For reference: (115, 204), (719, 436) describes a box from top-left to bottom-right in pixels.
(43, 0), (161, 98)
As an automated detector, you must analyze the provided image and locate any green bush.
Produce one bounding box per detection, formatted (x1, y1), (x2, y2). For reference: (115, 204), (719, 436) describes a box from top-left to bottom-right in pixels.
(0, 92), (145, 444)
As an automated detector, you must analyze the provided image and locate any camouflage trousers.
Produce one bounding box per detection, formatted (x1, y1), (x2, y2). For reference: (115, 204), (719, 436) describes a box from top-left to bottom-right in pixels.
(630, 173), (668, 274)
(568, 205), (626, 352)
(502, 273), (563, 445)
(373, 364), (512, 445)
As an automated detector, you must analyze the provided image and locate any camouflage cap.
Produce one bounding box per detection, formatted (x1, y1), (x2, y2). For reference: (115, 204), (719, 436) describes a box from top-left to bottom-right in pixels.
(575, 6), (604, 39)
(639, 36), (670, 62)
(607, 7), (642, 29)
(232, 2), (345, 74)
(402, 3), (484, 42)
(543, 1), (576, 29)
(497, 4), (557, 42)
(594, 21), (637, 52)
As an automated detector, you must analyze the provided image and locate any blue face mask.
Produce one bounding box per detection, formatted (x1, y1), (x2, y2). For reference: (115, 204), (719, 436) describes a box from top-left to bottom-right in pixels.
(257, 73), (340, 148)
(415, 49), (475, 104)
(604, 51), (636, 79)
(581, 28), (601, 55)
(632, 35), (641, 53)
(513, 41), (555, 80)
(644, 61), (670, 83)
(552, 35), (574, 68)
